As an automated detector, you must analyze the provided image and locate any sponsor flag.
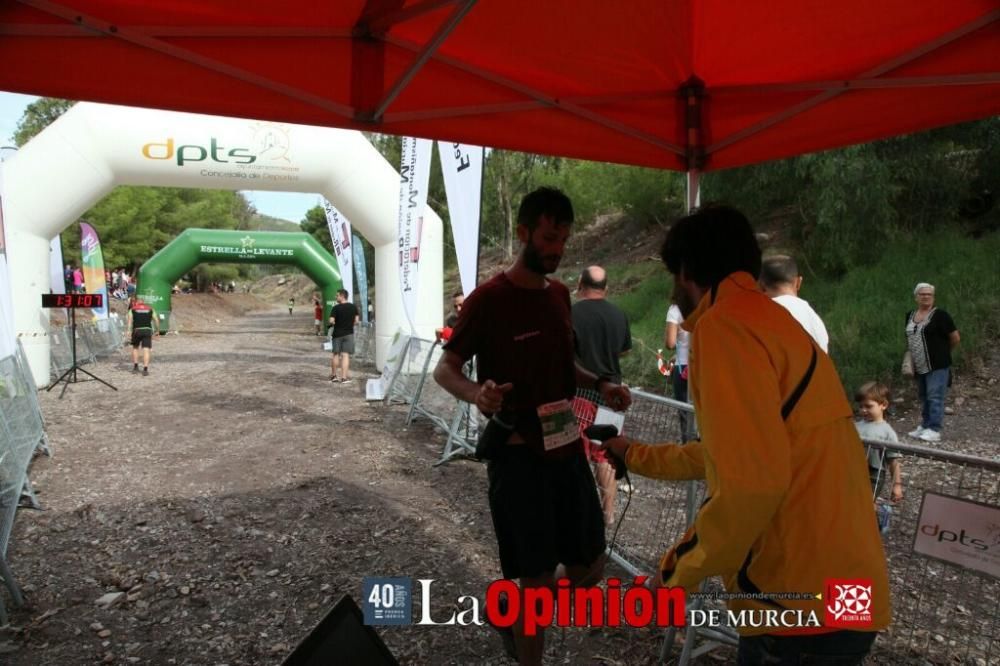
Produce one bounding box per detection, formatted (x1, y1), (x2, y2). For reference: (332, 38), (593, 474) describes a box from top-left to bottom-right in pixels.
(0, 164), (16, 358)
(438, 142), (484, 296)
(49, 236), (66, 295)
(323, 199), (353, 298)
(397, 137), (433, 332)
(352, 233), (369, 323)
(79, 221), (109, 319)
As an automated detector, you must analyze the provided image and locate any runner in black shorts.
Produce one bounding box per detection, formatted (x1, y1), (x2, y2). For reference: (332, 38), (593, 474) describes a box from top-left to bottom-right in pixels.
(127, 296), (159, 376)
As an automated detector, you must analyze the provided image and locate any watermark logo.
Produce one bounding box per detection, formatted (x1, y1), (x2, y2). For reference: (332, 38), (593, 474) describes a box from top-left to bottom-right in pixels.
(361, 577), (685, 634)
(361, 576), (831, 633)
(362, 577), (412, 626)
(824, 579), (873, 628)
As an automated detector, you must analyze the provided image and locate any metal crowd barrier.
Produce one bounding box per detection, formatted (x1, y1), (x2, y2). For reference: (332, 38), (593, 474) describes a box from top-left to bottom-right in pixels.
(0, 342), (47, 623)
(353, 322), (376, 367)
(861, 438), (1000, 664)
(48, 315), (126, 380)
(570, 388), (700, 578)
(384, 336), (436, 407)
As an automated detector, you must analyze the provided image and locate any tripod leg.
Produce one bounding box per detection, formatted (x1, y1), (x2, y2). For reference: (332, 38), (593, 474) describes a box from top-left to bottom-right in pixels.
(46, 366), (76, 391)
(73, 366), (118, 391)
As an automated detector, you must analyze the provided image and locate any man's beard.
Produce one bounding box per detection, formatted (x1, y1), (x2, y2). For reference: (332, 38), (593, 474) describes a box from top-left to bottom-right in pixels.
(523, 242), (561, 275)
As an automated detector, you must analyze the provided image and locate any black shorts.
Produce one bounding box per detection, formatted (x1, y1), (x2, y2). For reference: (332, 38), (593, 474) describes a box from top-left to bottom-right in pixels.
(487, 448), (606, 580)
(131, 330), (152, 349)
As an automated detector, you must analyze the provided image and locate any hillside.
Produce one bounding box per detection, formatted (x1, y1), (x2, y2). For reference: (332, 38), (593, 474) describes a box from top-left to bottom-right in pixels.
(452, 215), (999, 400)
(244, 213), (300, 232)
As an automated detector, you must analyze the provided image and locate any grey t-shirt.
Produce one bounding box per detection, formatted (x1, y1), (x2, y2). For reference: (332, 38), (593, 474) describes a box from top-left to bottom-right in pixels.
(855, 419), (901, 470)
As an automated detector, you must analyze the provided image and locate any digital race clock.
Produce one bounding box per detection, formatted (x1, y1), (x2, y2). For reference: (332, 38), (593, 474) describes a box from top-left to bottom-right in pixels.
(41, 293), (104, 308)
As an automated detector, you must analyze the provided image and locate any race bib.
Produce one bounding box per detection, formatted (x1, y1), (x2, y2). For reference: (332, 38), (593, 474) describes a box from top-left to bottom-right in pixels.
(537, 399), (579, 451)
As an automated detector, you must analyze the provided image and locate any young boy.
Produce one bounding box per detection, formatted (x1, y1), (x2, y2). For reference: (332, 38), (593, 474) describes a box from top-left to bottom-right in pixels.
(287, 297), (294, 316)
(854, 382), (904, 532)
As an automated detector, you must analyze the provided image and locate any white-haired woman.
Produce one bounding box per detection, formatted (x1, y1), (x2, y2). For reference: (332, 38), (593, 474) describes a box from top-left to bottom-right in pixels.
(905, 283), (960, 442)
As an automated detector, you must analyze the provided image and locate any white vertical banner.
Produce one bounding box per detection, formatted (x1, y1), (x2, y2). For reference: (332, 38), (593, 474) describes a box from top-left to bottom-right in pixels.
(397, 137), (433, 331)
(322, 199), (353, 298)
(438, 142), (483, 296)
(0, 164), (16, 359)
(49, 236), (66, 295)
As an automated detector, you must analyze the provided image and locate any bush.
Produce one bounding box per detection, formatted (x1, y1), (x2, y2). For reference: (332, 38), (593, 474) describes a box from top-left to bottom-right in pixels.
(603, 226), (999, 398)
(806, 228), (999, 394)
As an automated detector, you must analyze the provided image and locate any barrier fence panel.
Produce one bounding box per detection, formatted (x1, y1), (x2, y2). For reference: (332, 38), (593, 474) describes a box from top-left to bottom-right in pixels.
(78, 322), (104, 362)
(353, 323), (375, 367)
(16, 341), (49, 458)
(49, 327), (74, 377)
(49, 317), (126, 382)
(385, 337), (435, 406)
(72, 324), (97, 366)
(861, 438), (1000, 664)
(87, 317), (124, 357)
(0, 351), (43, 618)
(405, 341), (445, 427)
(580, 389), (701, 579)
(433, 360), (482, 465)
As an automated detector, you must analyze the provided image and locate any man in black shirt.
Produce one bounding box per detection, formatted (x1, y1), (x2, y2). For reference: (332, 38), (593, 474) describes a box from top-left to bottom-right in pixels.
(572, 265), (632, 526)
(328, 289), (359, 383)
(126, 296), (160, 376)
(573, 266), (631, 385)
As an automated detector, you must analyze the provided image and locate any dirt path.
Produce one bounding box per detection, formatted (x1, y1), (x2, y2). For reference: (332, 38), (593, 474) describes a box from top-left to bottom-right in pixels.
(3, 299), (662, 665)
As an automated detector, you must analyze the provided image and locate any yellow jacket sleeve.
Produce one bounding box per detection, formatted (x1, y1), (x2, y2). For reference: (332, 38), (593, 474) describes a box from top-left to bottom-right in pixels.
(625, 440), (706, 480)
(658, 315), (792, 591)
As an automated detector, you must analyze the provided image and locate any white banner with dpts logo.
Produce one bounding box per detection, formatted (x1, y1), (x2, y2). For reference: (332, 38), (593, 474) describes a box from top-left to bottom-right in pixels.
(913, 492), (1000, 579)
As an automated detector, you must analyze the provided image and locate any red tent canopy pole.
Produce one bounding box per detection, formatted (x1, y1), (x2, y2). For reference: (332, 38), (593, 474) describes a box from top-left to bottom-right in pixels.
(682, 77), (705, 212)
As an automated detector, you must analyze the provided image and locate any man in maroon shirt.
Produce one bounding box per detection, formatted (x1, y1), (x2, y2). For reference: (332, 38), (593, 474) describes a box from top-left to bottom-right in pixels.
(434, 187), (631, 665)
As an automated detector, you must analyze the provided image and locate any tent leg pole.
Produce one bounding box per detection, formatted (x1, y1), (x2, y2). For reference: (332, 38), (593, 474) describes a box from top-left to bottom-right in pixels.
(686, 170), (701, 212)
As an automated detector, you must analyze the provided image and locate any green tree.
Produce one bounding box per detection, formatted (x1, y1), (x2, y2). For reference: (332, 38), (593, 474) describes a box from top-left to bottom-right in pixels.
(299, 205), (332, 253)
(13, 98), (75, 146)
(482, 150), (550, 256)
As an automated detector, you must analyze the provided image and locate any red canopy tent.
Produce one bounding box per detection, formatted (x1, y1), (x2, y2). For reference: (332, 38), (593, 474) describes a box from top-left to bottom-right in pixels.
(1, 0), (997, 182)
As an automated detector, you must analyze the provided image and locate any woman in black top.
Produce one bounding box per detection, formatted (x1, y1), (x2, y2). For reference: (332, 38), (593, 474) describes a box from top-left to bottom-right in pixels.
(904, 282), (960, 442)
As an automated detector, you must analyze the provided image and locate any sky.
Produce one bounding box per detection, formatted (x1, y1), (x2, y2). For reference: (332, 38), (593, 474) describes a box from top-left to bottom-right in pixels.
(0, 91), (319, 223)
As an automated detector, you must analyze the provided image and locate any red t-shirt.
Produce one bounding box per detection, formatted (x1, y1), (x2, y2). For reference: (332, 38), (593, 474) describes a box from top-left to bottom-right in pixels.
(445, 272), (579, 455)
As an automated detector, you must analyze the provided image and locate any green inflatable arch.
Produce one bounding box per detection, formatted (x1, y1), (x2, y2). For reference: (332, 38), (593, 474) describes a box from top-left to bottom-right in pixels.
(136, 229), (342, 332)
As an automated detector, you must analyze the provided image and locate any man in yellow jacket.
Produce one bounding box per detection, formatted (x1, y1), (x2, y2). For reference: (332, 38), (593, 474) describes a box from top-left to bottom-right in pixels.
(602, 206), (889, 664)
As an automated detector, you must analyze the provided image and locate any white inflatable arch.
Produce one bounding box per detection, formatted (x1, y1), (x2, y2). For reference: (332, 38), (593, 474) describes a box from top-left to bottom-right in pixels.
(3, 103), (443, 385)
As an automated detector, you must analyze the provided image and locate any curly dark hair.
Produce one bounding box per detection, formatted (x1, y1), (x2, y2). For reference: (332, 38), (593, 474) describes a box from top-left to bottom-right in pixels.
(517, 187), (574, 230)
(660, 205), (761, 287)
